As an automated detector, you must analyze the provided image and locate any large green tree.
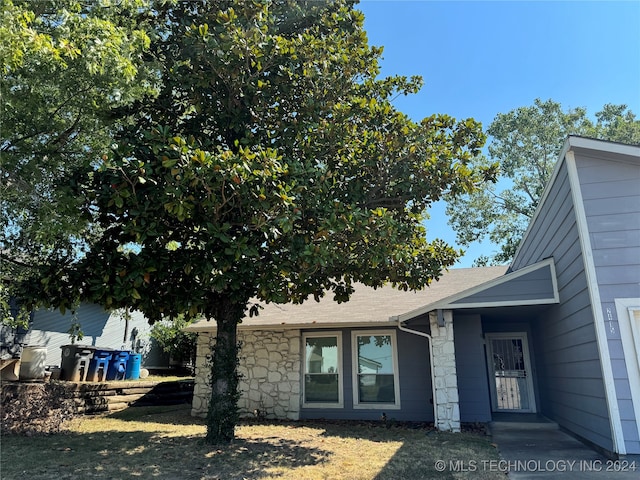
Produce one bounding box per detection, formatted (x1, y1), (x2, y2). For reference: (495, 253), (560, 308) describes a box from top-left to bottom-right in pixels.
(446, 98), (640, 265)
(0, 0), (156, 320)
(15, 0), (494, 443)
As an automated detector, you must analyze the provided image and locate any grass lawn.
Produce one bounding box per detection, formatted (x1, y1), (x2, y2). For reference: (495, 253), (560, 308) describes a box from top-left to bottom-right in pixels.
(1, 405), (507, 480)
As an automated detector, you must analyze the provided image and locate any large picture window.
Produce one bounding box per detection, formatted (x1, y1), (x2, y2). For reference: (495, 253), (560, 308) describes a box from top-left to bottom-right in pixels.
(303, 333), (343, 407)
(352, 331), (400, 409)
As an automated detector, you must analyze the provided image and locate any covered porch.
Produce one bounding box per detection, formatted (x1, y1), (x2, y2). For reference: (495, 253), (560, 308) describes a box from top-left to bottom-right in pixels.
(395, 258), (560, 429)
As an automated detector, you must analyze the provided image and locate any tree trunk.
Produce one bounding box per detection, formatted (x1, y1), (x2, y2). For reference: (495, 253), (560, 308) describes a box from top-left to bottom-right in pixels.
(205, 296), (247, 444)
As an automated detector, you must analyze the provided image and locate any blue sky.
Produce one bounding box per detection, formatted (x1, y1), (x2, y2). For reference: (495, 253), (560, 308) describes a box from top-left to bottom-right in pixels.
(357, 0), (640, 266)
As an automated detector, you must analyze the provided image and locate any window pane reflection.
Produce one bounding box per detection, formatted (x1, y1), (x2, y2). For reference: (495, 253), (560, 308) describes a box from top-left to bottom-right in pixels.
(356, 335), (396, 404)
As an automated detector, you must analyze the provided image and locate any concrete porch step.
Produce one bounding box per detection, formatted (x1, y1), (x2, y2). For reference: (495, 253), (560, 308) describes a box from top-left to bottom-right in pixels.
(491, 420), (559, 431)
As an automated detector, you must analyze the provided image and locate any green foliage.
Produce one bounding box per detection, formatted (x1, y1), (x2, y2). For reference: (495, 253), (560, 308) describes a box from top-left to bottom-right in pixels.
(14, 0), (493, 443)
(0, 285), (30, 329)
(150, 316), (197, 364)
(446, 98), (640, 265)
(20, 3), (491, 318)
(591, 103), (640, 144)
(66, 313), (84, 344)
(0, 0), (157, 307)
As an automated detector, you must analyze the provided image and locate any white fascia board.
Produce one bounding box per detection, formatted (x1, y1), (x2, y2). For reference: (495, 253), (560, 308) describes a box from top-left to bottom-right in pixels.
(183, 320), (213, 332)
(446, 297), (559, 310)
(396, 258), (558, 322)
(563, 135), (640, 159)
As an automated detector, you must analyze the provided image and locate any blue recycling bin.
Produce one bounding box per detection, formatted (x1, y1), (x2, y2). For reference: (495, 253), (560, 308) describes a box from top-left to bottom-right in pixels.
(106, 350), (130, 380)
(125, 353), (142, 380)
(86, 348), (113, 382)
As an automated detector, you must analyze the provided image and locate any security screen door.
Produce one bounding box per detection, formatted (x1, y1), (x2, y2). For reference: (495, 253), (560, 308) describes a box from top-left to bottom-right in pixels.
(486, 333), (536, 413)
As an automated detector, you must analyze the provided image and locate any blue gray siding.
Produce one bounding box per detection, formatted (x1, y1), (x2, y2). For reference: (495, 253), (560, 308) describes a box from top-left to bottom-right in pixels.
(300, 327), (433, 421)
(27, 304), (160, 368)
(454, 314), (491, 422)
(511, 161), (614, 452)
(451, 262), (556, 306)
(575, 150), (640, 454)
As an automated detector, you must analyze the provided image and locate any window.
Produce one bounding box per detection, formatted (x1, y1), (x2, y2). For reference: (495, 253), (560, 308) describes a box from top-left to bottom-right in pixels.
(302, 332), (343, 407)
(352, 331), (400, 409)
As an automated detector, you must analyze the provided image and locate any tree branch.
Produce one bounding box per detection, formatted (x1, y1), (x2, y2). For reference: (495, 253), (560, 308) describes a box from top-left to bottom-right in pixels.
(0, 252), (34, 269)
(490, 191), (532, 218)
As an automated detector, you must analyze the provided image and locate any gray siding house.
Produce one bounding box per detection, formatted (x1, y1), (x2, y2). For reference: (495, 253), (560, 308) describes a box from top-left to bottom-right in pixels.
(187, 137), (640, 457)
(2, 304), (167, 373)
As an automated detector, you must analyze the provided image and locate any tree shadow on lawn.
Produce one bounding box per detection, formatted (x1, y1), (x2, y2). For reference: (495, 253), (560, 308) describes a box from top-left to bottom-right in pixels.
(2, 428), (330, 480)
(308, 418), (435, 439)
(89, 407), (504, 480)
(107, 404), (206, 426)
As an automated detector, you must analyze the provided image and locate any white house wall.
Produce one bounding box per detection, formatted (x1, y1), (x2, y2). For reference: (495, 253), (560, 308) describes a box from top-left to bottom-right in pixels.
(192, 329), (302, 420)
(429, 310), (460, 432)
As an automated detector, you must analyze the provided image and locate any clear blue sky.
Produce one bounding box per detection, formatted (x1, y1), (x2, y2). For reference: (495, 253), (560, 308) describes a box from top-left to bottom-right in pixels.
(357, 0), (640, 267)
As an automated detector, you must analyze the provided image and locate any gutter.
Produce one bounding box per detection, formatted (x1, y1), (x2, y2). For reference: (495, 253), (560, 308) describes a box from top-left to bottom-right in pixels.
(391, 315), (439, 429)
(184, 320), (395, 333)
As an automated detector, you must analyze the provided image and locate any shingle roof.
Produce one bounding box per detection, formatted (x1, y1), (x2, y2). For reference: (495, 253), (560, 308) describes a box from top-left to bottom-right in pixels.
(186, 265), (508, 331)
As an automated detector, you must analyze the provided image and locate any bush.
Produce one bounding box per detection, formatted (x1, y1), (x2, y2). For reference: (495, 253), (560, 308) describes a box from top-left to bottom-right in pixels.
(1, 381), (77, 435)
(150, 316), (197, 366)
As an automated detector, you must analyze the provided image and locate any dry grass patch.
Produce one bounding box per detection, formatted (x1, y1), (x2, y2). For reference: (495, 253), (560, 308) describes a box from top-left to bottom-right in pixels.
(1, 405), (506, 480)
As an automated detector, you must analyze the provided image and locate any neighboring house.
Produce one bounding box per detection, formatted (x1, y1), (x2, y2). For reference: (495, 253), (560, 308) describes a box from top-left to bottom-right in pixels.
(1, 303), (168, 371)
(185, 136), (639, 457)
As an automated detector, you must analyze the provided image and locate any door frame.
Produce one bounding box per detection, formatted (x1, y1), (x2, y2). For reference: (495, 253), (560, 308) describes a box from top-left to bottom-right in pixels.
(485, 332), (537, 413)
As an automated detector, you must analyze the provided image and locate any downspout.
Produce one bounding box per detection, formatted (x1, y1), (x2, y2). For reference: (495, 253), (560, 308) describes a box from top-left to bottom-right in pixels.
(391, 315), (439, 429)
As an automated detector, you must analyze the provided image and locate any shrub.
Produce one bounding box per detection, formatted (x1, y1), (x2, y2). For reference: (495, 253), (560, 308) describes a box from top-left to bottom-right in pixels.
(150, 316), (197, 367)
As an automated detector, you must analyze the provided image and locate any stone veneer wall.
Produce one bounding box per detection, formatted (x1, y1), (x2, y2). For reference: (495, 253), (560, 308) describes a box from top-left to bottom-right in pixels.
(191, 329), (301, 420)
(429, 310), (461, 432)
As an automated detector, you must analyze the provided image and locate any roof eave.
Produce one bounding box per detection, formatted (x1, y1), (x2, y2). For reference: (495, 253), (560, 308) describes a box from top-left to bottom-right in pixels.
(184, 320), (397, 333)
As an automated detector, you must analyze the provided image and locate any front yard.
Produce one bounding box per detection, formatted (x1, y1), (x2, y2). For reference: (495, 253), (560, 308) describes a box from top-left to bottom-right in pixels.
(1, 405), (506, 479)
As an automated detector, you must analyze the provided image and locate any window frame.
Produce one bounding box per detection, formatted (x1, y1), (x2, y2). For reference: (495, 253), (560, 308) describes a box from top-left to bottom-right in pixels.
(351, 330), (401, 410)
(615, 299), (640, 450)
(302, 331), (344, 409)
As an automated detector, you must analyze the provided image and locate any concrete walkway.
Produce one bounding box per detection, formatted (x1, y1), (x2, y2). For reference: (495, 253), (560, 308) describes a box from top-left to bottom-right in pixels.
(490, 421), (639, 479)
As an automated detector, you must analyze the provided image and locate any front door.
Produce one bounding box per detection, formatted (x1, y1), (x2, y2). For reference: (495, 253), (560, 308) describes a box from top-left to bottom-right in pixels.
(486, 333), (536, 413)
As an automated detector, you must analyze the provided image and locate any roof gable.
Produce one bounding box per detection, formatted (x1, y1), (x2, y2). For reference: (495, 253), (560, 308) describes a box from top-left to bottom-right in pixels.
(512, 136), (640, 266)
(396, 258), (559, 322)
